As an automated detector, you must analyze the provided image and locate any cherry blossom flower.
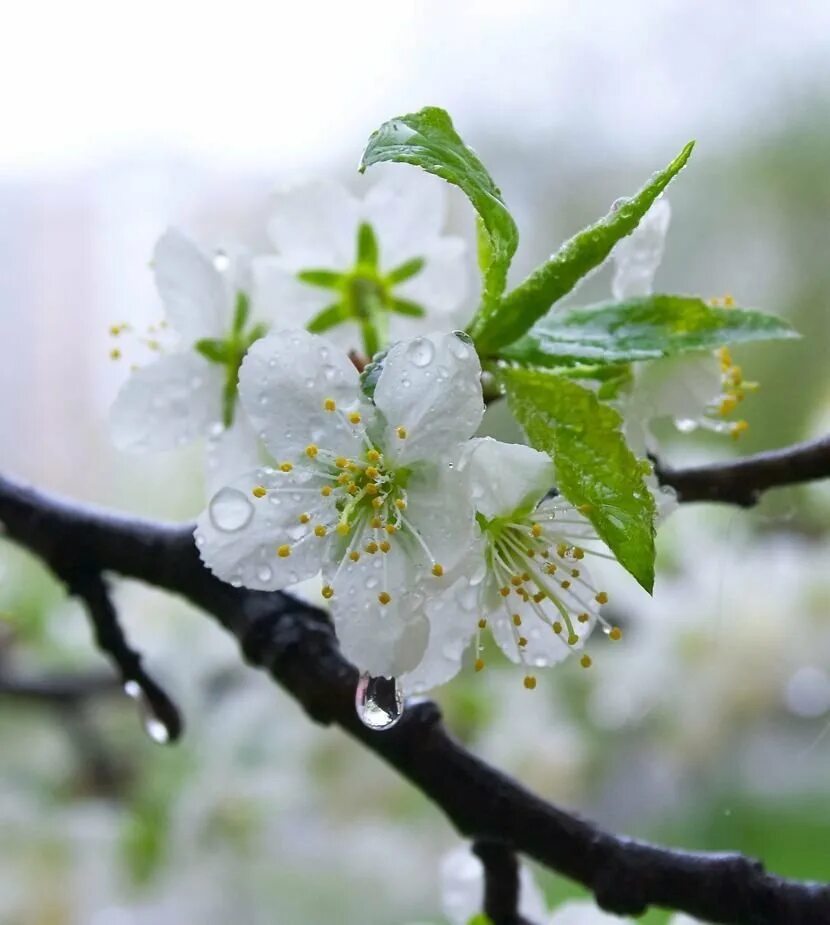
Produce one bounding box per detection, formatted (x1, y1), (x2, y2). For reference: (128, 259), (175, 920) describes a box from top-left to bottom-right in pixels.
(109, 229), (272, 490)
(254, 168), (469, 356)
(195, 329), (484, 678)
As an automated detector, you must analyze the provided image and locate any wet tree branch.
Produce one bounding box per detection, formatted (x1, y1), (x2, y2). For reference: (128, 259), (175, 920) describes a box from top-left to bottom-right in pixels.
(473, 840), (536, 925)
(1, 454), (830, 923)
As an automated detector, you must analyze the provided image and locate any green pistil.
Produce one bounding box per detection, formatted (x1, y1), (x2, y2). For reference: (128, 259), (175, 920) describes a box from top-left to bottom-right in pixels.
(298, 221), (427, 358)
(195, 291), (267, 427)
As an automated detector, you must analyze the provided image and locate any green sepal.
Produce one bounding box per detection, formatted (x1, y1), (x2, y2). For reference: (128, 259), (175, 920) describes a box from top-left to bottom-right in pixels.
(231, 291), (251, 335)
(502, 366), (656, 592)
(473, 141), (695, 354)
(307, 302), (351, 334)
(386, 256), (425, 284)
(194, 338), (230, 363)
(356, 222), (379, 268)
(389, 298), (426, 317)
(297, 269), (343, 289)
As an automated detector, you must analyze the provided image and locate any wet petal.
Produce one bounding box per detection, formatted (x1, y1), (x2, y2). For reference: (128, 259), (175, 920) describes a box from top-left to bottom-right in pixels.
(374, 332), (484, 464)
(238, 329), (368, 462)
(461, 437), (554, 520)
(611, 197), (671, 300)
(394, 236), (469, 317)
(204, 410), (261, 497)
(153, 229), (227, 342)
(109, 352), (223, 452)
(252, 255), (331, 329)
(195, 466), (334, 591)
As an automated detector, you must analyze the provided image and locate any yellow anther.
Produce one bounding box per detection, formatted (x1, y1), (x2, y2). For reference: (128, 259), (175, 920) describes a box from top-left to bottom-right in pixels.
(365, 466), (379, 480)
(596, 591), (609, 605)
(365, 483), (379, 496)
(147, 339), (160, 351)
(730, 420), (749, 439)
(478, 618), (487, 629)
(349, 550), (361, 562)
(567, 633), (579, 646)
(347, 483), (359, 496)
(365, 541), (379, 554)
(540, 549), (550, 559)
(571, 568), (580, 577)
(251, 485), (267, 498)
(379, 541), (391, 553)
(530, 523), (543, 538)
(431, 563), (444, 577)
(499, 587), (510, 597)
(314, 525), (327, 537)
(525, 548), (536, 557)
(512, 613), (522, 626)
(321, 585), (334, 600)
(277, 544), (291, 558)
(109, 348), (122, 360)
(348, 412), (362, 425)
(557, 544), (568, 557)
(370, 516), (382, 529)
(518, 636), (528, 648)
(553, 621), (563, 634)
(521, 571), (531, 582)
(533, 591), (546, 603)
(545, 563), (557, 575)
(609, 626), (622, 641)
(474, 658), (485, 673)
(321, 485), (332, 497)
(279, 462), (293, 472)
(367, 449), (381, 462)
(510, 575), (523, 587)
(395, 498), (407, 510)
(396, 425), (408, 439)
(577, 612), (590, 624)
(718, 395), (738, 416)
(523, 675), (537, 690)
(560, 580), (571, 590)
(298, 513), (311, 524)
(717, 346), (733, 369)
(323, 398), (336, 412)
(335, 456), (348, 468)
(372, 496), (384, 509)
(336, 523), (349, 536)
(378, 591), (391, 605)
(580, 654), (592, 669)
(578, 503), (592, 514)
(337, 472), (351, 485)
(108, 324), (123, 336)
(517, 588), (530, 601)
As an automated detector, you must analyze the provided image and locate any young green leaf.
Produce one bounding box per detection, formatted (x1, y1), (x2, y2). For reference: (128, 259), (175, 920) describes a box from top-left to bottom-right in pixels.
(360, 106), (518, 311)
(473, 142), (695, 354)
(502, 366), (656, 592)
(500, 295), (798, 366)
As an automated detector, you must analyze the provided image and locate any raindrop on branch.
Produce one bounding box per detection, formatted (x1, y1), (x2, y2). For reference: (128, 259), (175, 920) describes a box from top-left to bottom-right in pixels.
(355, 673), (403, 730)
(124, 680), (173, 745)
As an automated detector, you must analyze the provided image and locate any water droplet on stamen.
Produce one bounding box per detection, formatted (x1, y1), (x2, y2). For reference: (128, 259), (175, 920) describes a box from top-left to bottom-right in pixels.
(209, 487), (254, 532)
(123, 681), (171, 745)
(674, 417), (699, 434)
(355, 673), (403, 730)
(406, 337), (435, 368)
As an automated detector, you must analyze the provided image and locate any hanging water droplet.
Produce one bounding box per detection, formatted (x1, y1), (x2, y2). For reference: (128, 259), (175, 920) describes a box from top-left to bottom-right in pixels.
(406, 337), (435, 368)
(674, 417), (699, 434)
(355, 673), (403, 730)
(124, 681), (171, 745)
(209, 487), (254, 532)
(448, 333), (471, 360)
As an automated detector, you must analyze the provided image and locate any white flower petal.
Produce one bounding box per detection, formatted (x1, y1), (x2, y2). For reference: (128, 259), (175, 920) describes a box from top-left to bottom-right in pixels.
(266, 179), (359, 268)
(548, 900), (629, 925)
(238, 329), (367, 462)
(394, 236), (469, 316)
(109, 352), (223, 452)
(252, 256), (332, 329)
(204, 410), (261, 497)
(195, 466), (334, 590)
(153, 229), (227, 342)
(461, 437), (554, 520)
(328, 541), (429, 677)
(611, 197), (671, 300)
(374, 332), (484, 465)
(361, 166), (447, 265)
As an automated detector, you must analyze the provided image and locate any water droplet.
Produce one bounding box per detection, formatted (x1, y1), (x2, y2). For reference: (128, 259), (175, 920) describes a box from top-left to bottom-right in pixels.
(406, 337), (435, 368)
(208, 421), (225, 437)
(674, 417), (699, 434)
(365, 576), (379, 589)
(213, 250), (230, 272)
(209, 488), (254, 532)
(124, 681), (171, 745)
(355, 673), (403, 730)
(322, 364), (338, 381)
(448, 333), (471, 360)
(257, 565), (273, 582)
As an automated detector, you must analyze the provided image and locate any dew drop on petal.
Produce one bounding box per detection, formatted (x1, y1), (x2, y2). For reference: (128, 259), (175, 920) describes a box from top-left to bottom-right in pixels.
(123, 681), (172, 745)
(406, 337), (435, 368)
(209, 488), (254, 532)
(257, 565), (273, 583)
(355, 673), (403, 731)
(448, 334), (470, 360)
(674, 417), (699, 434)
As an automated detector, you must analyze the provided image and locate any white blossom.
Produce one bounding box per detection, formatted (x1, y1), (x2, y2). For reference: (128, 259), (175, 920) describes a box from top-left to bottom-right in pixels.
(195, 329), (484, 678)
(254, 168), (470, 354)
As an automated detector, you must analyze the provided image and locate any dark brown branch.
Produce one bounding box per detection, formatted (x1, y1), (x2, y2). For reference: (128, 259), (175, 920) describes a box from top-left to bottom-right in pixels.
(656, 433), (830, 506)
(1, 470), (830, 924)
(473, 840), (536, 925)
(0, 671), (119, 704)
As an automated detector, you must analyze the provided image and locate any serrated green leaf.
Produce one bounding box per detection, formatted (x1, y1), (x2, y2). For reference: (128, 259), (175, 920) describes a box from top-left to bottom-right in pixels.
(502, 367), (656, 591)
(360, 106), (518, 310)
(473, 142), (695, 354)
(194, 338), (230, 363)
(501, 295), (798, 365)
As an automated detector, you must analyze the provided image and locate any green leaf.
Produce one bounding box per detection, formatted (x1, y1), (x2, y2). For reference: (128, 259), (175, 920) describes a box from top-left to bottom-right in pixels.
(386, 256), (425, 284)
(297, 269), (343, 289)
(356, 221), (379, 268)
(307, 302), (350, 334)
(474, 141), (695, 354)
(501, 295), (798, 365)
(194, 338), (230, 363)
(360, 106), (518, 310)
(502, 366), (656, 591)
(389, 297), (426, 317)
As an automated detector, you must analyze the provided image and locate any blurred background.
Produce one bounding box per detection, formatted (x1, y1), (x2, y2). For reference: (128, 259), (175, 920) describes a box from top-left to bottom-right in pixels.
(2, 1), (830, 922)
